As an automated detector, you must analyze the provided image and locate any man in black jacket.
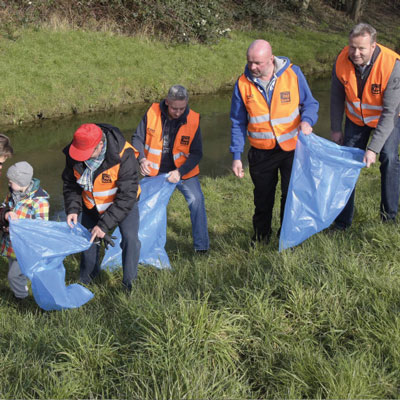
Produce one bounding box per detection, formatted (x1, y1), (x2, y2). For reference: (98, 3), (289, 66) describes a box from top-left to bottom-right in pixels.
(62, 123), (140, 291)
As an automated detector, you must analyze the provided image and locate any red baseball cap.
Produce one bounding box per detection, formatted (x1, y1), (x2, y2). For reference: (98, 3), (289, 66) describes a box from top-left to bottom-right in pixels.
(69, 124), (103, 161)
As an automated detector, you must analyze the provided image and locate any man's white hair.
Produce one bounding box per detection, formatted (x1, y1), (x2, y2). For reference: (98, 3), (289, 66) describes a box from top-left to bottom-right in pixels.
(167, 85), (189, 101)
(350, 23), (377, 43)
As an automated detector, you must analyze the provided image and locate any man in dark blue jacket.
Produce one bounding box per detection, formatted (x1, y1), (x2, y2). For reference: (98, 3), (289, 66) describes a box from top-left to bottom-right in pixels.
(132, 85), (209, 253)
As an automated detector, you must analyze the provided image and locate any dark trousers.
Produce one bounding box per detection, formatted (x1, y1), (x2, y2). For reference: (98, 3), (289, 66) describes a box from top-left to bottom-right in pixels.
(335, 117), (400, 228)
(80, 202), (140, 288)
(248, 145), (294, 238)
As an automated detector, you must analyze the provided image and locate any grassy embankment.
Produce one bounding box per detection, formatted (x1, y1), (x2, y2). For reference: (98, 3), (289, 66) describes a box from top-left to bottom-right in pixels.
(1, 161), (400, 398)
(1, 27), (345, 127)
(0, 0), (399, 128)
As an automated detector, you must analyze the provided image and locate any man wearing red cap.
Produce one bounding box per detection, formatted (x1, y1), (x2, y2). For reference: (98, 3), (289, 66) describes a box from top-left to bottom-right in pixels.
(62, 123), (140, 291)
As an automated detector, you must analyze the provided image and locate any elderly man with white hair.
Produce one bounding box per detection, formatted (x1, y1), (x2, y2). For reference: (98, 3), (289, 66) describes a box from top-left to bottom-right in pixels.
(132, 85), (209, 253)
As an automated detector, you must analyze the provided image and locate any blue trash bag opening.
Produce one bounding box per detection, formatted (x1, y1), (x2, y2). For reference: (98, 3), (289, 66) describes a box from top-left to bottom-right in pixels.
(279, 132), (365, 251)
(101, 173), (177, 271)
(9, 219), (94, 310)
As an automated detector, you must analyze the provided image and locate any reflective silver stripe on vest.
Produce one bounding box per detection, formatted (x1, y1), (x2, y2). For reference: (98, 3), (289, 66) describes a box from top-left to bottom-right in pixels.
(363, 115), (379, 124)
(249, 113), (270, 124)
(144, 144), (162, 156)
(352, 101), (360, 108)
(361, 103), (383, 111)
(92, 187), (118, 197)
(346, 101), (361, 119)
(173, 152), (186, 161)
(96, 202), (113, 212)
(84, 193), (96, 206)
(347, 102), (380, 125)
(248, 131), (275, 139)
(276, 128), (298, 143)
(270, 108), (300, 127)
(150, 162), (160, 170)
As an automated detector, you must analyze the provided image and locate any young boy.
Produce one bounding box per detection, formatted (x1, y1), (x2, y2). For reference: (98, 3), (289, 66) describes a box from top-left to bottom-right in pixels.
(0, 161), (49, 299)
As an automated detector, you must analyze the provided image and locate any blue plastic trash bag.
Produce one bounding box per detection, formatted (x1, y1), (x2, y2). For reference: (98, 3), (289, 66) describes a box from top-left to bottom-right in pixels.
(279, 132), (365, 251)
(101, 174), (177, 270)
(9, 219), (94, 311)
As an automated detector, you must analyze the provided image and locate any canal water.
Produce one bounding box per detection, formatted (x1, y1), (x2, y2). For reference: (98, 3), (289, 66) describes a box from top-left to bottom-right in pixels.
(1, 78), (331, 218)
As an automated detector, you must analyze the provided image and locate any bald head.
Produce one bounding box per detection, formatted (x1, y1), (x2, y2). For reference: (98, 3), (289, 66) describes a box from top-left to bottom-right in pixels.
(247, 40), (274, 80)
(247, 40), (272, 58)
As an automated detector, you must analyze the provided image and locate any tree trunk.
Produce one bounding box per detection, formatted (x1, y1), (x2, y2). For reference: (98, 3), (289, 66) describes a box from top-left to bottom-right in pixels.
(351, 0), (363, 21)
(301, 0), (311, 11)
(346, 0), (364, 21)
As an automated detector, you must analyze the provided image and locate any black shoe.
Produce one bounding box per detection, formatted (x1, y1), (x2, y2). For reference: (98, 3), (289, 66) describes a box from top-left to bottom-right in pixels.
(195, 249), (208, 255)
(251, 232), (271, 247)
(12, 295), (28, 305)
(326, 223), (348, 233)
(122, 282), (132, 293)
(381, 216), (396, 224)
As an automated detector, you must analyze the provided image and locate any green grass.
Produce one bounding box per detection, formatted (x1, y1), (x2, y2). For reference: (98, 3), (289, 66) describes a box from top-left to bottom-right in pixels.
(1, 164), (400, 398)
(0, 27), (345, 127)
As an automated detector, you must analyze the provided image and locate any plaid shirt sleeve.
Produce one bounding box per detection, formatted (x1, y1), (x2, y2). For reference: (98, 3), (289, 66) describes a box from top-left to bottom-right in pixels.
(1, 197), (50, 258)
(14, 198), (50, 220)
(32, 198), (50, 220)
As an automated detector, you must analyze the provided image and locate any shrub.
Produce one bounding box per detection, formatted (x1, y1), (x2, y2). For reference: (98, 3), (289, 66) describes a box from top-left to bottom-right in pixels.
(0, 0), (232, 43)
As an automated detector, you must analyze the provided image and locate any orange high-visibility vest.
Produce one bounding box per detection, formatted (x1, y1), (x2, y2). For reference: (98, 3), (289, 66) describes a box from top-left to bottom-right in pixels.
(144, 103), (200, 179)
(74, 141), (140, 213)
(335, 44), (400, 127)
(237, 66), (301, 151)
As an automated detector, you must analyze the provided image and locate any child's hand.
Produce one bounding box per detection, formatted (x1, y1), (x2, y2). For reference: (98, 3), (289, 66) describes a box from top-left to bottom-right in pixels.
(6, 211), (18, 221)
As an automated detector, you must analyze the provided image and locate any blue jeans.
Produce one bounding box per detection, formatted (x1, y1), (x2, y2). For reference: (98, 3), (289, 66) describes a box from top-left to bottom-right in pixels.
(80, 202), (140, 288)
(176, 176), (209, 251)
(335, 117), (400, 228)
